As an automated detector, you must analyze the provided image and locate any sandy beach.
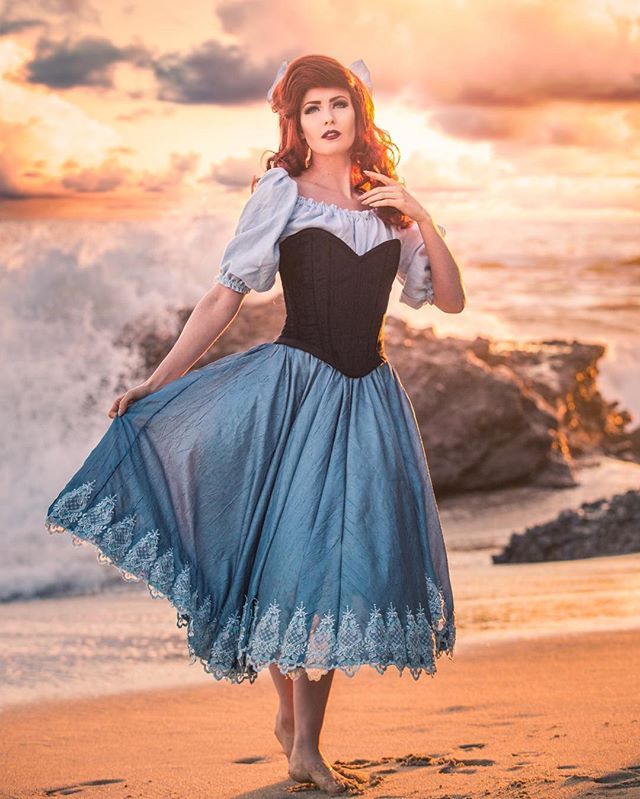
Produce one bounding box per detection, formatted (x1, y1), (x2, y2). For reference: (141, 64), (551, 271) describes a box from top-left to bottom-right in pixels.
(2, 455), (640, 797)
(1, 620), (639, 798)
(2, 512), (640, 799)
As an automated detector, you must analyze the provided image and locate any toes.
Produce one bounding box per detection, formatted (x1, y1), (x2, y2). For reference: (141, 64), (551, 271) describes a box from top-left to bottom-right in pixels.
(330, 771), (362, 795)
(333, 765), (367, 785)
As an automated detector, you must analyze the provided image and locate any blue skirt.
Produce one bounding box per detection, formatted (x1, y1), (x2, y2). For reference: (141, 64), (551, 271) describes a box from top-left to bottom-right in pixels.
(45, 341), (456, 684)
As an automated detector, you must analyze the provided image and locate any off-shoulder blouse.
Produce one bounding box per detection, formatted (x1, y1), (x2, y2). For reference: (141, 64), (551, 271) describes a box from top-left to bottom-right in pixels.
(216, 166), (446, 309)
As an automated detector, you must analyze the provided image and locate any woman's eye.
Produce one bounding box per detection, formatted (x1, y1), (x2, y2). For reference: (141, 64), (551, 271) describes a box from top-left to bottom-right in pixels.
(304, 101), (349, 114)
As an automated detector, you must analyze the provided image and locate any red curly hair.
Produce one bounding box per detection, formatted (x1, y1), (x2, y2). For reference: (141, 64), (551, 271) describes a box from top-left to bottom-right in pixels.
(255, 54), (412, 230)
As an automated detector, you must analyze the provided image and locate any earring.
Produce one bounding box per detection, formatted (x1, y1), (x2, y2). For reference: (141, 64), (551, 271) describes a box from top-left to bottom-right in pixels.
(304, 145), (312, 168)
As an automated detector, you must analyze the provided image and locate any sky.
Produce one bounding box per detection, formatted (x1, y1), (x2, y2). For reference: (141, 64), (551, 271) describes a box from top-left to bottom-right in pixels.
(0, 0), (638, 220)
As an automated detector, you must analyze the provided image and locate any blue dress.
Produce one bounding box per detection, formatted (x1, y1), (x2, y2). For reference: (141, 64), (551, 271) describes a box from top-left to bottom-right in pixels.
(45, 167), (456, 684)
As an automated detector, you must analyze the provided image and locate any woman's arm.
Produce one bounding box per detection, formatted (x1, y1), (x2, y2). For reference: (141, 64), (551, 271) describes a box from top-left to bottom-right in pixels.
(413, 215), (466, 314)
(109, 283), (244, 417)
(145, 284), (245, 390)
(360, 169), (466, 314)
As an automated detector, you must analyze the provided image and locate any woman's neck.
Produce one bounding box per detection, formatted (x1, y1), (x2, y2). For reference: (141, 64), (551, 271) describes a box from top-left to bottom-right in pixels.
(300, 155), (354, 201)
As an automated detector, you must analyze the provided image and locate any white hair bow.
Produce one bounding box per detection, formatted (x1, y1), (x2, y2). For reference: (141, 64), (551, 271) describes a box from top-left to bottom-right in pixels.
(266, 58), (373, 103)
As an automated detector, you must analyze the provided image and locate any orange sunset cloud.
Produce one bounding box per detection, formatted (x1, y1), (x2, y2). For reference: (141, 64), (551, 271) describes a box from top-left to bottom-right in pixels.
(0, 0), (638, 220)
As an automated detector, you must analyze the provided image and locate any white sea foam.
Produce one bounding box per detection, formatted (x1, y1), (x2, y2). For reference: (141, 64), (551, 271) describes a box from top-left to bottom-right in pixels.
(0, 213), (233, 602)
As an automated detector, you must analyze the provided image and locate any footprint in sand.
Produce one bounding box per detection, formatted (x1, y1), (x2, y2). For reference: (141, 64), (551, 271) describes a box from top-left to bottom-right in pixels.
(563, 774), (593, 786)
(44, 778), (126, 795)
(233, 755), (269, 764)
(439, 757), (496, 774)
(287, 751), (498, 795)
(562, 765), (640, 790)
(334, 752), (496, 780)
(438, 704), (474, 714)
(592, 766), (640, 790)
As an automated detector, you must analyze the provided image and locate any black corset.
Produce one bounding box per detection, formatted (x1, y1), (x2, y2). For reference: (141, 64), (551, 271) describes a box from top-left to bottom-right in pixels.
(273, 227), (401, 378)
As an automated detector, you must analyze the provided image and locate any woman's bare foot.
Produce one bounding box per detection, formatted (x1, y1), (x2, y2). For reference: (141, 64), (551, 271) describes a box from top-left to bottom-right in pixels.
(288, 748), (362, 795)
(275, 713), (367, 787)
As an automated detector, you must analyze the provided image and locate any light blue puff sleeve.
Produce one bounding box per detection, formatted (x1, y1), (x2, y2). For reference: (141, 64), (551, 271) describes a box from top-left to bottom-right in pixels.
(216, 167), (298, 294)
(395, 221), (446, 309)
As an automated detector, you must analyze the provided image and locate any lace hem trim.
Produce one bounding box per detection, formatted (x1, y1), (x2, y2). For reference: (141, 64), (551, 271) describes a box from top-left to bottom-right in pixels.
(45, 480), (456, 685)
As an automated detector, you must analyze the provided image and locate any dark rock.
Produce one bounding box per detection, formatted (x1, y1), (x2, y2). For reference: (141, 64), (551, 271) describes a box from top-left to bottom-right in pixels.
(492, 489), (640, 562)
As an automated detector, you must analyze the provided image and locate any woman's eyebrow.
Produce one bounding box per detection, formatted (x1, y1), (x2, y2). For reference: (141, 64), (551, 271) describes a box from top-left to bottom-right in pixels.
(303, 95), (348, 107)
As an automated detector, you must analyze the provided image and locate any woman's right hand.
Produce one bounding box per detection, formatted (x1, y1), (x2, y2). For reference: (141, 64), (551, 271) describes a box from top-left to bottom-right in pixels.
(108, 381), (156, 419)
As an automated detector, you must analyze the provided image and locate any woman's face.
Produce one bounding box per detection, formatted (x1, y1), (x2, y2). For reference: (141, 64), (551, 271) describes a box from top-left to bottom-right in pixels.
(299, 86), (356, 159)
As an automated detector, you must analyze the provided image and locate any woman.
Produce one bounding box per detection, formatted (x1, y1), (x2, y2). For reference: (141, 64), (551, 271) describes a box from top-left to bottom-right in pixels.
(45, 54), (465, 796)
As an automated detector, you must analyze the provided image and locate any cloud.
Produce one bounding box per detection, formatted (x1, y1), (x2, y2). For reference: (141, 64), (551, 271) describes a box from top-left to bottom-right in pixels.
(138, 151), (200, 192)
(0, 0), (100, 39)
(60, 156), (132, 192)
(0, 18), (45, 36)
(2, 0), (99, 23)
(0, 39), (195, 201)
(204, 0), (640, 113)
(200, 150), (269, 189)
(392, 1), (640, 110)
(0, 39), (121, 198)
(115, 105), (176, 123)
(1, 0), (638, 216)
(26, 35), (150, 89)
(21, 32), (284, 105)
(152, 40), (288, 104)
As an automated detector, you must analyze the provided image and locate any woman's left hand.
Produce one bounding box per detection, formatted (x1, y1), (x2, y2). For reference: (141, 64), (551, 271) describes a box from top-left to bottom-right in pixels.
(359, 169), (430, 223)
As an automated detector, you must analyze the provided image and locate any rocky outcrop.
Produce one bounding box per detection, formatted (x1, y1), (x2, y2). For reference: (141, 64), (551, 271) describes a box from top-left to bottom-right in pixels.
(492, 489), (640, 562)
(381, 319), (637, 493)
(116, 297), (639, 495)
(466, 335), (636, 462)
(383, 320), (570, 492)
